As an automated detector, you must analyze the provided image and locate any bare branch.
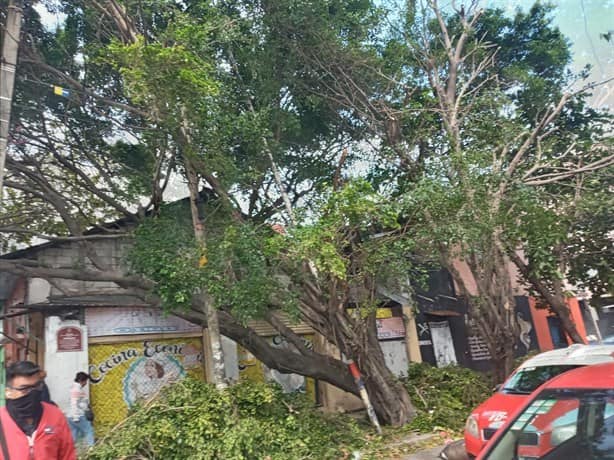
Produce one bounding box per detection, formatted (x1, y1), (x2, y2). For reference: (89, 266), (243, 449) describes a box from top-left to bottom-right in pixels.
(0, 227), (129, 242)
(0, 258), (153, 290)
(523, 153), (614, 185)
(19, 57), (149, 118)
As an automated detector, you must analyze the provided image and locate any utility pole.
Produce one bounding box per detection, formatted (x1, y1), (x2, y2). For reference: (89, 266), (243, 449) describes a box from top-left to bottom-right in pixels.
(0, 0), (23, 201)
(0, 0), (23, 404)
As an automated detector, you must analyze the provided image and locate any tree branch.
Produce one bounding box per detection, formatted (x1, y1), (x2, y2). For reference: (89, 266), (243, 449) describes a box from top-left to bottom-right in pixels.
(19, 57), (149, 117)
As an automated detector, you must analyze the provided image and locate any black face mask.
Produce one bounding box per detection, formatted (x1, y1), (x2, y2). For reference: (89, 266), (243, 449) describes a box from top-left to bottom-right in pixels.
(6, 390), (43, 436)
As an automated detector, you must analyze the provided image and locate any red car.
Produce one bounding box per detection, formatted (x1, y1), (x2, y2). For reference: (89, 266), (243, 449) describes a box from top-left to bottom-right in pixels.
(465, 344), (614, 458)
(477, 361), (614, 460)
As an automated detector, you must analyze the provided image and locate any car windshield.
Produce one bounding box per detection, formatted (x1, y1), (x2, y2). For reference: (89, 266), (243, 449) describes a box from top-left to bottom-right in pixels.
(502, 366), (579, 394)
(485, 389), (614, 460)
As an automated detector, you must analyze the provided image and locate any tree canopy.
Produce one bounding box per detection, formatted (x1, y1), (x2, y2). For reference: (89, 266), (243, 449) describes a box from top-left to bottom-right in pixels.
(1, 0), (612, 423)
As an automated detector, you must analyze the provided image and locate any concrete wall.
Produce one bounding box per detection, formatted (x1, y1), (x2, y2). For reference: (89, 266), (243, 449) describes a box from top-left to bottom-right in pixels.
(36, 239), (131, 297)
(379, 340), (409, 377)
(529, 297), (588, 352)
(44, 316), (89, 416)
(26, 278), (51, 304)
(451, 252), (528, 297)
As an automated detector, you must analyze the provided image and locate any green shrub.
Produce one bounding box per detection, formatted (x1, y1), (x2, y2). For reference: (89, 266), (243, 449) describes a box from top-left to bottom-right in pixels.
(403, 363), (491, 433)
(84, 378), (364, 460)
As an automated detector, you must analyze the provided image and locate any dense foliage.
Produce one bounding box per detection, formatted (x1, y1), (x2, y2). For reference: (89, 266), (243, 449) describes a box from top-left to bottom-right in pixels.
(403, 363), (492, 433)
(84, 379), (364, 460)
(128, 205), (284, 322)
(2, 0), (611, 427)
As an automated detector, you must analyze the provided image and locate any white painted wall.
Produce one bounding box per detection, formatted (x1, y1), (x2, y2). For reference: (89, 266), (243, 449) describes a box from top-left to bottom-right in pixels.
(44, 316), (89, 416)
(379, 340), (409, 377)
(221, 335), (239, 383)
(26, 278), (50, 304)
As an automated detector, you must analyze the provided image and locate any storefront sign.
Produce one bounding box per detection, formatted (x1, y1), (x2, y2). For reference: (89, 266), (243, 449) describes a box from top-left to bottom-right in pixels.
(376, 316), (405, 340)
(89, 337), (205, 432)
(57, 326), (83, 352)
(85, 307), (202, 337)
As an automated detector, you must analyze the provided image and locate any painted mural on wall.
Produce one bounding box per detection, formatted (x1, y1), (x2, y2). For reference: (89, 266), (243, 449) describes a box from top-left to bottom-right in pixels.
(515, 297), (538, 355)
(88, 338), (204, 432)
(237, 334), (317, 402)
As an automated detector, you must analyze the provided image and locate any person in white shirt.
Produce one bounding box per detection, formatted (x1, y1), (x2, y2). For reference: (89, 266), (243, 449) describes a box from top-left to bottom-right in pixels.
(68, 372), (94, 447)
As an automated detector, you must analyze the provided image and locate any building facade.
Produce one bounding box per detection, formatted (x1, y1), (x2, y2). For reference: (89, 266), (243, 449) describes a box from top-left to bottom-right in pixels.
(0, 236), (595, 432)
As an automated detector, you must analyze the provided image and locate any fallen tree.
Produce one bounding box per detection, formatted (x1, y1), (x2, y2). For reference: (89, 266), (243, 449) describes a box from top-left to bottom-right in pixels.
(1, 0), (417, 425)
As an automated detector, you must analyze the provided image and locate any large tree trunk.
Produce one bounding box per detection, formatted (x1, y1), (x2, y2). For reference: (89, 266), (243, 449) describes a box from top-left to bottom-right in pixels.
(483, 320), (517, 383)
(248, 296), (415, 425)
(184, 157), (227, 389)
(311, 307), (416, 426)
(353, 315), (416, 425)
(508, 251), (584, 344)
(467, 295), (518, 383)
(363, 357), (415, 425)
(550, 297), (584, 344)
(446, 244), (520, 382)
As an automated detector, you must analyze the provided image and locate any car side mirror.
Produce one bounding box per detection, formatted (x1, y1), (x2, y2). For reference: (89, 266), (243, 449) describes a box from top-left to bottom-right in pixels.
(493, 384), (501, 392)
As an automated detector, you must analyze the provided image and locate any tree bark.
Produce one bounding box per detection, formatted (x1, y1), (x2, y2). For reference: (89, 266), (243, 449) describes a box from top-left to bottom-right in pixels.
(550, 297), (584, 344)
(444, 244), (520, 381)
(300, 300), (416, 426)
(509, 251), (584, 344)
(353, 315), (416, 425)
(184, 156), (228, 389)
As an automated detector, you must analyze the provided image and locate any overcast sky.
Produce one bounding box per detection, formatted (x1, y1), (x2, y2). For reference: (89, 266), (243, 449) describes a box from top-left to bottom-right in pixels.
(485, 0), (613, 107)
(35, 1), (613, 108)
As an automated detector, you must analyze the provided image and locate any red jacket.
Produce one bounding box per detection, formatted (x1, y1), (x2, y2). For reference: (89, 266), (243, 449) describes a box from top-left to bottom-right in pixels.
(0, 402), (76, 460)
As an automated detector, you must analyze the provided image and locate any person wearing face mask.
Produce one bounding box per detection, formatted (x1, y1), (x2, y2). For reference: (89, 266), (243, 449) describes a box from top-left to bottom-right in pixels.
(0, 361), (76, 460)
(68, 372), (94, 448)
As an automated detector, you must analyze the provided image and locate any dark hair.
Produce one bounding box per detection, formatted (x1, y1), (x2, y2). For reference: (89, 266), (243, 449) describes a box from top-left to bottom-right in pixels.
(6, 361), (40, 384)
(145, 359), (165, 378)
(153, 361), (164, 378)
(74, 372), (90, 383)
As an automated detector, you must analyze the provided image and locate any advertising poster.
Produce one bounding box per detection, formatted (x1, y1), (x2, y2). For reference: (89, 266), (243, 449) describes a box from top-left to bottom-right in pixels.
(348, 307), (406, 340)
(237, 334), (317, 403)
(88, 337), (204, 432)
(376, 316), (405, 340)
(429, 321), (458, 367)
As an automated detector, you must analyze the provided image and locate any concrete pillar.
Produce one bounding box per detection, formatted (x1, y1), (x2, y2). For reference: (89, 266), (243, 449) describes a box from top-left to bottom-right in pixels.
(201, 328), (214, 383)
(44, 316), (89, 416)
(402, 305), (422, 363)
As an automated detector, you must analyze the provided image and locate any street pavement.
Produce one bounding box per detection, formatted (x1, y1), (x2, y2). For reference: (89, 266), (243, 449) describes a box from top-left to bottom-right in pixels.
(402, 445), (443, 459)
(403, 439), (468, 460)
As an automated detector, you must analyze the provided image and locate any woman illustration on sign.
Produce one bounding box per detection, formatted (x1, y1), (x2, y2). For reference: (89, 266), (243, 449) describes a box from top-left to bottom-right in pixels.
(129, 359), (175, 403)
